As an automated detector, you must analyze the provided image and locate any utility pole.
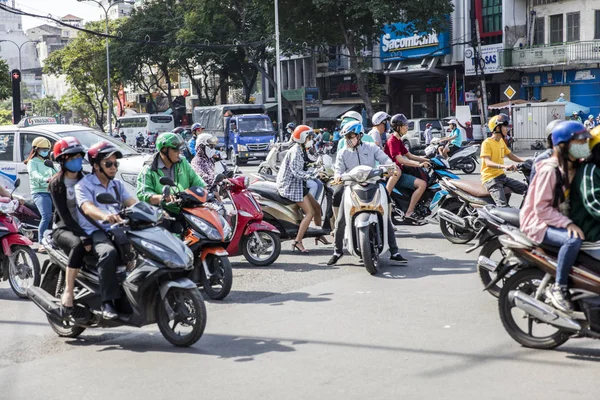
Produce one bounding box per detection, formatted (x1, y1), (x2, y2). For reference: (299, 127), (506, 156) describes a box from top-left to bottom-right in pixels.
(274, 0), (284, 141)
(471, 3), (488, 129)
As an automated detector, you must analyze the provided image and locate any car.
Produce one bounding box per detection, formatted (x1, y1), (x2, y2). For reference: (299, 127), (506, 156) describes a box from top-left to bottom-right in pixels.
(403, 119), (444, 152)
(0, 117), (151, 199)
(442, 115), (485, 141)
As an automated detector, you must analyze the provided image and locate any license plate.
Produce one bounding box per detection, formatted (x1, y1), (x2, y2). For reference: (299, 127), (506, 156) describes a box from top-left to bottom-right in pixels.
(252, 152), (267, 157)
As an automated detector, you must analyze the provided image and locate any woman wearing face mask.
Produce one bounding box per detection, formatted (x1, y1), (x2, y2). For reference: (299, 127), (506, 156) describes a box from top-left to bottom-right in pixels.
(24, 137), (54, 253)
(191, 133), (219, 188)
(520, 121), (591, 313)
(277, 125), (327, 252)
(48, 137), (89, 312)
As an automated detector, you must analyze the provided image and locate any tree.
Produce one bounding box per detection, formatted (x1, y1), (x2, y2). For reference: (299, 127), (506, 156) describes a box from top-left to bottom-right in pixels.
(278, 0), (453, 118)
(0, 58), (10, 101)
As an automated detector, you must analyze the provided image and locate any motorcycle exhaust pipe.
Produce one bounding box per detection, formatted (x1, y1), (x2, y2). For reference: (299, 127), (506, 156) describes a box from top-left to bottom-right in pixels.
(477, 255), (498, 272)
(508, 290), (581, 331)
(437, 208), (467, 229)
(26, 286), (62, 318)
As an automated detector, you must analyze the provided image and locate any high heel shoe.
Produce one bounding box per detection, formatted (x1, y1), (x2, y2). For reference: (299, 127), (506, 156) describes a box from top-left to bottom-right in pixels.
(315, 236), (331, 245)
(291, 241), (309, 253)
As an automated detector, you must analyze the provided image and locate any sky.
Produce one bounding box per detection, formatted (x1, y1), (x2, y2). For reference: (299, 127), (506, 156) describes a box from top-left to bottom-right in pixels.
(16, 0), (102, 30)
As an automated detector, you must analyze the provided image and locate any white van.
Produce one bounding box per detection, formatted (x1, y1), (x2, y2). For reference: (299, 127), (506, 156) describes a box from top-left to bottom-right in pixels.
(116, 114), (175, 147)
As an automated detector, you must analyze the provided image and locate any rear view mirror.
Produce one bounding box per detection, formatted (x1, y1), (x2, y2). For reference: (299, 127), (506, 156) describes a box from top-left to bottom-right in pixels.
(162, 185), (171, 197)
(214, 174), (226, 185)
(159, 176), (176, 187)
(96, 193), (118, 204)
(13, 178), (20, 189)
(44, 160), (55, 169)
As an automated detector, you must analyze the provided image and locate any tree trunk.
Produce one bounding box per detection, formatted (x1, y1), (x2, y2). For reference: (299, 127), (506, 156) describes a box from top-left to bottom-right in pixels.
(338, 16), (374, 119)
(219, 70), (228, 105)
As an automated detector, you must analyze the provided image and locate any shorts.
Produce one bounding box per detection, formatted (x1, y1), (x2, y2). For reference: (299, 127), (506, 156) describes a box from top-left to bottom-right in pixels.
(396, 172), (417, 190)
(447, 144), (461, 156)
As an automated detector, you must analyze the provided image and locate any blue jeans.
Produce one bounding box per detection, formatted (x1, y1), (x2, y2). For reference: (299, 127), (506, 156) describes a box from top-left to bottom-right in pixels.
(542, 226), (583, 286)
(32, 192), (52, 244)
(306, 179), (323, 200)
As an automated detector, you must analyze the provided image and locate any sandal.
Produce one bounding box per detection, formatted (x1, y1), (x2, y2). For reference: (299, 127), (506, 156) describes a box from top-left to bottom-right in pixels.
(291, 241), (309, 253)
(315, 236), (331, 245)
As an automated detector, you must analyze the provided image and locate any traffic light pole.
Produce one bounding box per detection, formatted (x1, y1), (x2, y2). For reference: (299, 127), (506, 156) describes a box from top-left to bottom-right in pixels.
(11, 69), (21, 124)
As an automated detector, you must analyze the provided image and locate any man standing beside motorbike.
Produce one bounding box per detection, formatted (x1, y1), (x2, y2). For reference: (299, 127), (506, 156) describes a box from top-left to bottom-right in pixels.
(369, 111), (391, 149)
(480, 113), (527, 207)
(75, 142), (138, 320)
(327, 121), (407, 266)
(384, 114), (431, 224)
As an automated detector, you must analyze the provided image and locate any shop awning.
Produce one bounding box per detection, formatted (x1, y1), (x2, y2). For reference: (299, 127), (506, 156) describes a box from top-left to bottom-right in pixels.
(263, 102), (278, 111)
(315, 104), (356, 120)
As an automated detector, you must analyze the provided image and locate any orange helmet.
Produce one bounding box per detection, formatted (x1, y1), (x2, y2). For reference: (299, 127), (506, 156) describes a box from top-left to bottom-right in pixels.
(291, 125), (314, 144)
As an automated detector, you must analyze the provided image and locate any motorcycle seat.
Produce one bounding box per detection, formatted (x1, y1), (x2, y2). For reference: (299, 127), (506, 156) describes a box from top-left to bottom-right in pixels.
(450, 180), (490, 197)
(256, 173), (277, 183)
(490, 207), (520, 227)
(249, 182), (296, 205)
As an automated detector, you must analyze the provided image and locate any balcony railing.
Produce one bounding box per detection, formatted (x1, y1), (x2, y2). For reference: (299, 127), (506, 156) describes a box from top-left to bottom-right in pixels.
(500, 41), (600, 68)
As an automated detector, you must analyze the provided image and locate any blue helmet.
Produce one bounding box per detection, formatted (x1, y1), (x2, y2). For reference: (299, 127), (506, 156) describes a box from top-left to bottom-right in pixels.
(191, 123), (203, 132)
(551, 121), (591, 146)
(341, 120), (364, 137)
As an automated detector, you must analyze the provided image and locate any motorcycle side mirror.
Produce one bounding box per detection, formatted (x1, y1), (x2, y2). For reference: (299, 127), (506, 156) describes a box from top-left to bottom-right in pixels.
(214, 174), (226, 185)
(159, 176), (176, 187)
(13, 178), (20, 189)
(44, 159), (55, 169)
(162, 185), (171, 197)
(96, 193), (119, 204)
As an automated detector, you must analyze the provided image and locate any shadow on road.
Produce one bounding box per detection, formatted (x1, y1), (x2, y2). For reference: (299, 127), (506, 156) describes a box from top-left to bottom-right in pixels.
(0, 289), (26, 302)
(232, 261), (339, 272)
(205, 290), (332, 306)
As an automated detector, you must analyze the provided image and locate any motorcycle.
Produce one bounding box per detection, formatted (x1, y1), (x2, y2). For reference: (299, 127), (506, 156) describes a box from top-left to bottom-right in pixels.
(340, 164), (396, 275)
(14, 200), (42, 242)
(27, 194), (207, 347)
(435, 160), (532, 244)
(159, 177), (234, 300)
(257, 140), (294, 175)
(485, 224), (600, 350)
(425, 139), (479, 174)
(390, 156), (460, 224)
(219, 175), (281, 266)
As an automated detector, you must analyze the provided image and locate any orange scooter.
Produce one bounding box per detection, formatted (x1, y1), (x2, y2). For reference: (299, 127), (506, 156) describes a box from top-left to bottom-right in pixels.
(160, 177), (233, 300)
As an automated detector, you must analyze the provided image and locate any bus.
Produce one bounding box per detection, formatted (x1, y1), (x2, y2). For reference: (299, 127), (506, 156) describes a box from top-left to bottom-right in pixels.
(115, 114), (175, 147)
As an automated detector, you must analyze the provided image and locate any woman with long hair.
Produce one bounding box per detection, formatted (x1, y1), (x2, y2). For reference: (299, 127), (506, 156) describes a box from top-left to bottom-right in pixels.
(48, 137), (89, 312)
(24, 137), (54, 253)
(520, 121), (590, 313)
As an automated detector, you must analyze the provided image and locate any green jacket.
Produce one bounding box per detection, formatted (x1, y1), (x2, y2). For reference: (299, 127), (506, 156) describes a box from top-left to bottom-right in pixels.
(570, 162), (600, 242)
(27, 157), (54, 194)
(137, 153), (205, 213)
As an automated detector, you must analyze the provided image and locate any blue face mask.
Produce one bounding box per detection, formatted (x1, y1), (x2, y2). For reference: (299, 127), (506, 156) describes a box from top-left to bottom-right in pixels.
(39, 150), (49, 158)
(64, 157), (83, 173)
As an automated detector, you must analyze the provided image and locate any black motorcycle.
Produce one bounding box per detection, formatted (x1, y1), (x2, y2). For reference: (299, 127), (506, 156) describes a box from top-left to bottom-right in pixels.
(27, 192), (207, 347)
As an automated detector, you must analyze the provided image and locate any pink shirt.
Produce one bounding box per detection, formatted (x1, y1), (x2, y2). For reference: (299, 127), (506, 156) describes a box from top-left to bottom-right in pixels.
(520, 157), (572, 243)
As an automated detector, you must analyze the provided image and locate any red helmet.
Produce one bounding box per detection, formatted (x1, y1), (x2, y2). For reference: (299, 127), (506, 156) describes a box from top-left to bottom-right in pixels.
(87, 141), (123, 165)
(53, 137), (85, 161)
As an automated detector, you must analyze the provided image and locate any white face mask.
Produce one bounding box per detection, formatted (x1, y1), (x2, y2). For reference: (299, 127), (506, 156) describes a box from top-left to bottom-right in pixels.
(205, 147), (216, 158)
(305, 139), (313, 148)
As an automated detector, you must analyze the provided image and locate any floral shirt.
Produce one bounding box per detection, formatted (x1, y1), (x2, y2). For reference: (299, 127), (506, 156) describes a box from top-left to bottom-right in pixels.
(191, 142), (215, 187)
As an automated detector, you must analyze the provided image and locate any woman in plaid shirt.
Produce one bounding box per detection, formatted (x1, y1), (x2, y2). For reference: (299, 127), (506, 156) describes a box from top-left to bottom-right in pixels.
(277, 125), (327, 252)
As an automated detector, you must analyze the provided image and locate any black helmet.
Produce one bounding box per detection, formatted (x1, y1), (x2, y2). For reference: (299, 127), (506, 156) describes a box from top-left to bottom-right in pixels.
(390, 114), (408, 130)
(286, 122), (296, 131)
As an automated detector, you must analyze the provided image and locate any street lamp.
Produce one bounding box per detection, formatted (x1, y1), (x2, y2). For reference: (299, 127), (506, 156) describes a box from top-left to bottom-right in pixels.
(0, 39), (38, 71)
(77, 0), (134, 135)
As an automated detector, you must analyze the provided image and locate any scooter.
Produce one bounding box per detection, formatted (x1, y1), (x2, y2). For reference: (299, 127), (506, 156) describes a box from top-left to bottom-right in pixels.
(159, 177), (234, 300)
(13, 199), (41, 242)
(27, 194), (207, 347)
(340, 164), (396, 275)
(257, 140), (294, 175)
(219, 175), (281, 266)
(425, 139), (479, 174)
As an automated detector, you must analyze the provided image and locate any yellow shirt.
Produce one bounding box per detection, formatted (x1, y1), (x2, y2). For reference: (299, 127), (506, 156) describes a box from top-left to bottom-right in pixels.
(480, 137), (511, 183)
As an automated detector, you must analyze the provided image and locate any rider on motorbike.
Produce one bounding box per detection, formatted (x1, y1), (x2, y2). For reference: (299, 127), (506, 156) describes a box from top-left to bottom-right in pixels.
(336, 111), (374, 151)
(75, 142), (138, 320)
(369, 111), (391, 149)
(188, 123), (205, 157)
(191, 133), (220, 188)
(439, 120), (463, 159)
(285, 123), (296, 142)
(520, 121), (590, 313)
(480, 113), (527, 207)
(384, 114), (431, 223)
(529, 119), (563, 182)
(327, 121), (406, 266)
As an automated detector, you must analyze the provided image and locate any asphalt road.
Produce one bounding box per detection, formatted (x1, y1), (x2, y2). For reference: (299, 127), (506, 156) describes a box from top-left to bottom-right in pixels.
(1, 156), (599, 399)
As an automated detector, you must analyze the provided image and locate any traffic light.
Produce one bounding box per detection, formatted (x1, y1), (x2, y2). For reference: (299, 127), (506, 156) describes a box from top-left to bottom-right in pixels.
(11, 69), (22, 124)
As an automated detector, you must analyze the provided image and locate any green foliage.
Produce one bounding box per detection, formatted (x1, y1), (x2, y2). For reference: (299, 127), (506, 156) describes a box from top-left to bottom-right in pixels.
(0, 109), (12, 125)
(0, 58), (9, 101)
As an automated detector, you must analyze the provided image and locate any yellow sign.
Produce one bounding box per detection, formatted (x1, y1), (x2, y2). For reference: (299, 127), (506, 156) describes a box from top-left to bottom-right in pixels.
(504, 86), (516, 100)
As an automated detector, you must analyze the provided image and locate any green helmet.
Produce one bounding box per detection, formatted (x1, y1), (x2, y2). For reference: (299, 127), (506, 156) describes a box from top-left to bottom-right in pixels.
(156, 132), (184, 152)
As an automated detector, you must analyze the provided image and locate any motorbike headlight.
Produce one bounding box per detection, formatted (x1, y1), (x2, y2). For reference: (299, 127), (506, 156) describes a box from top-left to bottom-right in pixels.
(140, 239), (185, 269)
(186, 214), (222, 241)
(121, 173), (138, 188)
(184, 246), (194, 268)
(345, 166), (372, 183)
(237, 144), (248, 152)
(220, 216), (233, 241)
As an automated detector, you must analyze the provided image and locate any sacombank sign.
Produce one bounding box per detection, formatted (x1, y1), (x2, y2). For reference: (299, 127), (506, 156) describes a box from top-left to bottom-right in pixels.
(380, 23), (450, 61)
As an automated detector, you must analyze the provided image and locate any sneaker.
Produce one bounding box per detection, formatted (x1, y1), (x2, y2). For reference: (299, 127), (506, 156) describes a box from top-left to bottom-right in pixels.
(101, 302), (119, 320)
(390, 252), (408, 264)
(545, 284), (574, 313)
(327, 253), (343, 266)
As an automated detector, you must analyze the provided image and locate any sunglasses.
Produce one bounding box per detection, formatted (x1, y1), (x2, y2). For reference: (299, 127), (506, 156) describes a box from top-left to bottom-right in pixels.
(103, 160), (119, 168)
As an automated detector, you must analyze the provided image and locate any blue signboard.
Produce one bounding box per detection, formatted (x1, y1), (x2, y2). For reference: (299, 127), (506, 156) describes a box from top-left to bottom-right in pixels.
(380, 23), (450, 61)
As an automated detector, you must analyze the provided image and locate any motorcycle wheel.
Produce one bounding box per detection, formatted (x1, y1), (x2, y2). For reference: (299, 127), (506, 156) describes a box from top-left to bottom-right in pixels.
(498, 268), (571, 349)
(258, 166), (272, 175)
(358, 225), (379, 275)
(477, 238), (506, 298)
(439, 201), (476, 244)
(241, 231), (281, 266)
(156, 287), (207, 347)
(461, 159), (476, 174)
(41, 269), (86, 338)
(7, 245), (40, 299)
(201, 255), (233, 300)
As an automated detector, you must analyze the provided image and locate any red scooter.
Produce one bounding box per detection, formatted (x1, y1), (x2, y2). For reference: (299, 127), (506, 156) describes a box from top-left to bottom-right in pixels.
(220, 176), (281, 266)
(0, 179), (40, 298)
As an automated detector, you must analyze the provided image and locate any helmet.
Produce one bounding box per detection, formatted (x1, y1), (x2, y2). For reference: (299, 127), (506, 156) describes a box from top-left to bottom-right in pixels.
(573, 111), (579, 116)
(341, 120), (364, 137)
(465, 121), (472, 127)
(371, 111), (390, 126)
(390, 114), (408, 130)
(191, 123), (203, 131)
(292, 125), (314, 144)
(589, 115), (595, 120)
(87, 141), (123, 165)
(551, 121), (591, 146)
(286, 122), (296, 132)
(545, 119), (563, 138)
(197, 133), (218, 146)
(32, 137), (51, 149)
(156, 132), (184, 152)
(488, 113), (510, 132)
(53, 137), (85, 161)
(340, 111), (363, 129)
(448, 119), (457, 126)
(590, 126), (600, 150)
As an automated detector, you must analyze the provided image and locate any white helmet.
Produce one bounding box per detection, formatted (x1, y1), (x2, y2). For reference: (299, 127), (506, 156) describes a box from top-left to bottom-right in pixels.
(340, 111), (363, 127)
(545, 119), (563, 138)
(371, 111), (390, 126)
(197, 133), (218, 146)
(449, 119), (457, 126)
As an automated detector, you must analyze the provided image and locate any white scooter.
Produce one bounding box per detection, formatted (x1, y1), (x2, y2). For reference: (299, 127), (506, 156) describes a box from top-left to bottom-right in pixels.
(340, 164), (395, 275)
(425, 138), (479, 174)
(257, 139), (294, 175)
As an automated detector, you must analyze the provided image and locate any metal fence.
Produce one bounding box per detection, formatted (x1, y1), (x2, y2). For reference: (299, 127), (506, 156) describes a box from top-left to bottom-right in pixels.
(500, 41), (600, 68)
